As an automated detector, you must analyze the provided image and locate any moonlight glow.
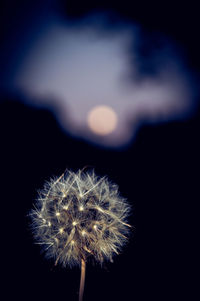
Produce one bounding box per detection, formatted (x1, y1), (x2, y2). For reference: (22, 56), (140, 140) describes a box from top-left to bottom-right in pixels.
(87, 105), (118, 135)
(11, 18), (195, 147)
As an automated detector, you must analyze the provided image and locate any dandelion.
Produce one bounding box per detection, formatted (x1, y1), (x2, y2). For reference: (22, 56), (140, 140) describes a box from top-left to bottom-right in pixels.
(30, 169), (131, 301)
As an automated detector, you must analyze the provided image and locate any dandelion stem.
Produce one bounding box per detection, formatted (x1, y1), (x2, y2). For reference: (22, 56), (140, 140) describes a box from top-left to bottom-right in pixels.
(79, 259), (86, 301)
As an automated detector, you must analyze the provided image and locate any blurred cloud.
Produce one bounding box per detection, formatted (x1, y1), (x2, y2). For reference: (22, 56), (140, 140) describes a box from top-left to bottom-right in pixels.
(7, 13), (198, 147)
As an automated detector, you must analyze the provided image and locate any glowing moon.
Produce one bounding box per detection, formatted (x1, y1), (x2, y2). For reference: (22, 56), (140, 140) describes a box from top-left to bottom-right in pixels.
(87, 105), (118, 135)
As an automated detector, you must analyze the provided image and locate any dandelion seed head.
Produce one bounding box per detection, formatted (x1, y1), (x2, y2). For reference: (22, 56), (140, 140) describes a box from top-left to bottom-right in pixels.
(30, 170), (131, 267)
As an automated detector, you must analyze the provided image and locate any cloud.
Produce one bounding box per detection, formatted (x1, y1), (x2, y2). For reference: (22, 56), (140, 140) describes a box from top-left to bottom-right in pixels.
(10, 14), (197, 147)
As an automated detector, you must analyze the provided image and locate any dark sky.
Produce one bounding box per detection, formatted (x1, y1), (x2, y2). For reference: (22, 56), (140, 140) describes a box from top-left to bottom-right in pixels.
(1, 1), (199, 300)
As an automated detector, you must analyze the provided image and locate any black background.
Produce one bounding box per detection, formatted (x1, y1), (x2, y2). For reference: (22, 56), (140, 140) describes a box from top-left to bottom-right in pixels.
(1, 1), (199, 300)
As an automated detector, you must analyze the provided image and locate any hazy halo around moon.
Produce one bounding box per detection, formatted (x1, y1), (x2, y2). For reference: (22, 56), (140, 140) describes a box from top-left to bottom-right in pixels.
(87, 105), (118, 136)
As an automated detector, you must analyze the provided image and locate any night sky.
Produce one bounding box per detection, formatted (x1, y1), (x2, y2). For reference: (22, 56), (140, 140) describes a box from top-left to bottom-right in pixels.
(1, 1), (199, 300)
